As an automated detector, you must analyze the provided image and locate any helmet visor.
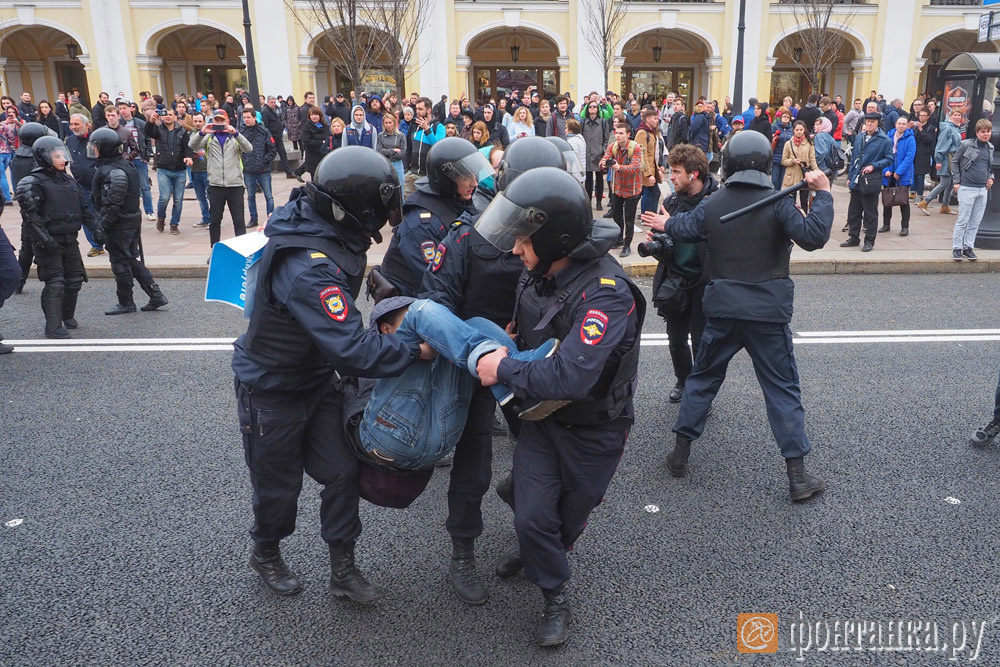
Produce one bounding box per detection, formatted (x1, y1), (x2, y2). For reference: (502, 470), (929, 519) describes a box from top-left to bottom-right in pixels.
(85, 141), (101, 159)
(41, 144), (73, 166)
(380, 181), (403, 227)
(559, 147), (583, 175)
(443, 151), (494, 187)
(474, 192), (547, 252)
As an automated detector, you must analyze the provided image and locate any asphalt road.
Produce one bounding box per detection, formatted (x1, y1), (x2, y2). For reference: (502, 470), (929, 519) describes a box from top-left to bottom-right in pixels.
(2, 275), (1000, 666)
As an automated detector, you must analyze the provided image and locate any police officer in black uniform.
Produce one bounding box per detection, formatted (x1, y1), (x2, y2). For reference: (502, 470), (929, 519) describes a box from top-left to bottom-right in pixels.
(12, 122), (58, 294)
(379, 137), (493, 296)
(15, 136), (105, 338)
(232, 146), (434, 600)
(417, 137), (565, 606)
(475, 167), (645, 647)
(89, 127), (168, 315)
(644, 130), (832, 501)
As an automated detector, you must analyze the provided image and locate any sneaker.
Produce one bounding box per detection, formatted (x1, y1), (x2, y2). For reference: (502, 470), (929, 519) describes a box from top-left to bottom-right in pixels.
(962, 247), (977, 261)
(916, 200), (930, 215)
(953, 248), (963, 261)
(192, 221), (210, 228)
(156, 218), (165, 232)
(87, 247), (105, 257)
(170, 226), (180, 235)
(971, 418), (1000, 446)
(518, 399), (572, 422)
(147, 213), (157, 221)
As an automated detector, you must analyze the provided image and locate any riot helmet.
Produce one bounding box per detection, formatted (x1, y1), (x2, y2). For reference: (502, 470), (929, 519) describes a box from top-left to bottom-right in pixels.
(721, 130), (773, 187)
(18, 122), (50, 149)
(307, 146), (401, 243)
(476, 167), (593, 264)
(425, 137), (494, 201)
(32, 136), (72, 171)
(494, 136), (563, 191)
(87, 127), (124, 159)
(544, 135), (584, 176)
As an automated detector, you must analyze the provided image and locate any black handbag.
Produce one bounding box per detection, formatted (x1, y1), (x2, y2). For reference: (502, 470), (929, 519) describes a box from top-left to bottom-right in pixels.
(653, 276), (692, 316)
(856, 171), (883, 195)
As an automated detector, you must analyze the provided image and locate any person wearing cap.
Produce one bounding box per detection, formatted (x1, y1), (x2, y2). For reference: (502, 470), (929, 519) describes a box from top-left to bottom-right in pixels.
(189, 109), (253, 248)
(843, 110), (892, 252)
(330, 91), (351, 125)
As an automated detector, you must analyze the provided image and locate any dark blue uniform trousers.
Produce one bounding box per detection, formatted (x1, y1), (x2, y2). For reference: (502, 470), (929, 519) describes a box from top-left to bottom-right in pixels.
(673, 318), (811, 459)
(235, 378), (361, 548)
(446, 384), (495, 538)
(513, 420), (626, 591)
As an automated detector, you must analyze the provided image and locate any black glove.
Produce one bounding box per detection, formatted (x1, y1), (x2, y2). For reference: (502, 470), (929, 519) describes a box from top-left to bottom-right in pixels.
(91, 226), (107, 245)
(33, 234), (54, 252)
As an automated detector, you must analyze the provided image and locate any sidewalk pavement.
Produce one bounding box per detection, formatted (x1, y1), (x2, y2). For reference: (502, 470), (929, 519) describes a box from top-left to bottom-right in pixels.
(3, 170), (999, 279)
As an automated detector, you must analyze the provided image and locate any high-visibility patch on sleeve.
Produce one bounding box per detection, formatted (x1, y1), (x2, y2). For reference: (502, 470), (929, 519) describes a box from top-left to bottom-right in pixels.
(580, 309), (609, 345)
(320, 286), (348, 321)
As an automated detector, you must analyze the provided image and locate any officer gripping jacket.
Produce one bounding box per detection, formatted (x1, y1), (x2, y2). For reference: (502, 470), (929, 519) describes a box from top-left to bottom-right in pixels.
(417, 136), (566, 607)
(231, 146), (430, 601)
(654, 130), (833, 501)
(89, 127), (168, 315)
(475, 167), (645, 647)
(378, 137), (493, 296)
(15, 136), (105, 339)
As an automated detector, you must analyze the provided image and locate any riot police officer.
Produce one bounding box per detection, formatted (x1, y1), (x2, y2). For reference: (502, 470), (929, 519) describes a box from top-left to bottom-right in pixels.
(417, 136), (565, 606)
(12, 122), (58, 294)
(379, 137), (493, 295)
(475, 167), (645, 647)
(644, 130), (832, 501)
(15, 136), (105, 338)
(89, 127), (168, 315)
(232, 146), (433, 600)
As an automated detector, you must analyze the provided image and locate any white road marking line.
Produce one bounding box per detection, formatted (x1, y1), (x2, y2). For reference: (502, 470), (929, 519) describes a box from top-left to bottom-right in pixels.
(4, 337), (236, 345)
(13, 345), (234, 353)
(796, 329), (1000, 337)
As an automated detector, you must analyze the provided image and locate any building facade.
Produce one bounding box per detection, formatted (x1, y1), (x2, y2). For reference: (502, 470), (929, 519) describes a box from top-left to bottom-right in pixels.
(0, 0), (994, 109)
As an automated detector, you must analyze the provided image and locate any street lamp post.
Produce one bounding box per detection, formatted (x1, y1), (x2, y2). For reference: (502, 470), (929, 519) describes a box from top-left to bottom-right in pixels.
(733, 0), (747, 113)
(241, 0), (260, 106)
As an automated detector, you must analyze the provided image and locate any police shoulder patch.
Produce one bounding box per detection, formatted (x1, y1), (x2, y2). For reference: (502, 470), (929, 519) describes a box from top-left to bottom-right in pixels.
(310, 251), (327, 259)
(580, 309), (609, 345)
(599, 277), (616, 288)
(421, 240), (436, 263)
(419, 211), (433, 219)
(319, 286), (348, 321)
(431, 243), (446, 272)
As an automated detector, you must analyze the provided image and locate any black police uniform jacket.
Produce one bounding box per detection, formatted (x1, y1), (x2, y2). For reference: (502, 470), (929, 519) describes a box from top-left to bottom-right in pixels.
(380, 186), (473, 296)
(232, 188), (420, 393)
(664, 182), (833, 323)
(419, 210), (524, 327)
(92, 158), (141, 231)
(16, 166), (97, 245)
(498, 255), (645, 428)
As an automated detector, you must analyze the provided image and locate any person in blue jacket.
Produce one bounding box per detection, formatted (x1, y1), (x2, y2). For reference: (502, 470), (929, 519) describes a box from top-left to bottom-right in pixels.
(771, 109), (794, 190)
(879, 113), (916, 236)
(688, 102), (710, 152)
(345, 105), (375, 148)
(842, 111), (893, 251)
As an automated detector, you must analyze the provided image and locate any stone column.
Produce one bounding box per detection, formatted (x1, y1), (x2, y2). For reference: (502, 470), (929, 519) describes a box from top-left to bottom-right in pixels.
(298, 57), (319, 97)
(874, 0), (916, 100)
(832, 63), (851, 103)
(456, 56), (471, 100)
(253, 0), (294, 96)
(4, 60), (22, 97)
(557, 56), (571, 94)
(135, 55), (164, 97)
(24, 60), (48, 99)
(705, 57), (723, 101)
(166, 62), (189, 98)
(851, 58), (873, 103)
(419, 0), (450, 96)
(913, 58), (927, 96)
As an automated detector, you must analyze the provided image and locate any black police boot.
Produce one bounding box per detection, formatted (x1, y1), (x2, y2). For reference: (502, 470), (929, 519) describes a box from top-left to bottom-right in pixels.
(668, 382), (684, 403)
(495, 472), (515, 511)
(248, 544), (303, 596)
(666, 435), (691, 478)
(449, 537), (487, 605)
(495, 544), (523, 578)
(15, 277), (25, 294)
(62, 285), (81, 329)
(328, 542), (383, 603)
(786, 456), (826, 501)
(535, 586), (572, 647)
(41, 284), (70, 339)
(105, 288), (137, 316)
(138, 281), (169, 311)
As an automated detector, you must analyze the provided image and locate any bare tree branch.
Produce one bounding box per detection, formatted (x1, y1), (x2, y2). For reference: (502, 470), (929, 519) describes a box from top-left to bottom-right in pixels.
(777, 0), (859, 97)
(360, 0), (432, 97)
(581, 0), (630, 93)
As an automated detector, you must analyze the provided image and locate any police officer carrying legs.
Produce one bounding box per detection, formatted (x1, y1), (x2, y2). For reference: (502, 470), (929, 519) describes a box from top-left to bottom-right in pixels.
(12, 122), (58, 294)
(418, 137), (565, 606)
(15, 136), (105, 338)
(89, 127), (168, 315)
(378, 137), (493, 296)
(643, 131), (832, 501)
(232, 146), (434, 599)
(476, 167), (645, 647)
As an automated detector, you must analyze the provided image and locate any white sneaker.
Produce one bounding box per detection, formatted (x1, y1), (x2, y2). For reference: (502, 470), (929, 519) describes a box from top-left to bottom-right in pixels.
(147, 213), (157, 221)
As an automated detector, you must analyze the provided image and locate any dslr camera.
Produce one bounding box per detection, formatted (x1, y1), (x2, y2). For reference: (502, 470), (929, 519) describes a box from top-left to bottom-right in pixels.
(637, 232), (675, 261)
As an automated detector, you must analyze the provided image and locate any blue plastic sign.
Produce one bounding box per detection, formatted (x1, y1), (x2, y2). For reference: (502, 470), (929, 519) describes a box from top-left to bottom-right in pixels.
(204, 230), (268, 312)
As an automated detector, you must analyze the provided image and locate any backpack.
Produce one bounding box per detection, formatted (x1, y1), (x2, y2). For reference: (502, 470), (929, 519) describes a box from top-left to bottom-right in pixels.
(827, 140), (847, 173)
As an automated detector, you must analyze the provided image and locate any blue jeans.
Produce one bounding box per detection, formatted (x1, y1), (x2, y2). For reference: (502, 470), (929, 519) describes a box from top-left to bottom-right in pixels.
(78, 185), (101, 249)
(132, 159), (153, 215)
(156, 168), (186, 226)
(771, 164), (785, 190)
(359, 299), (526, 471)
(0, 152), (10, 202)
(392, 160), (405, 187)
(244, 171), (273, 223)
(190, 171), (210, 223)
(640, 184), (660, 214)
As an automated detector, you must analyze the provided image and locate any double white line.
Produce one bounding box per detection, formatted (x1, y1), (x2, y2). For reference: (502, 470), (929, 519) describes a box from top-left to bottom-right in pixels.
(6, 329), (1000, 353)
(641, 329), (1000, 346)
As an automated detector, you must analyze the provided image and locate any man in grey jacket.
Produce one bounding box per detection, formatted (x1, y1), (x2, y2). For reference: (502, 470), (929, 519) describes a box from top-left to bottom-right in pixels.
(917, 109), (963, 215)
(949, 117), (995, 261)
(189, 109), (253, 247)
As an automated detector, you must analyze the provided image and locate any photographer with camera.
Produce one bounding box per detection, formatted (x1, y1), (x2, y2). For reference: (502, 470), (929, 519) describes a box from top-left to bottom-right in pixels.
(601, 123), (644, 257)
(639, 144), (718, 404)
